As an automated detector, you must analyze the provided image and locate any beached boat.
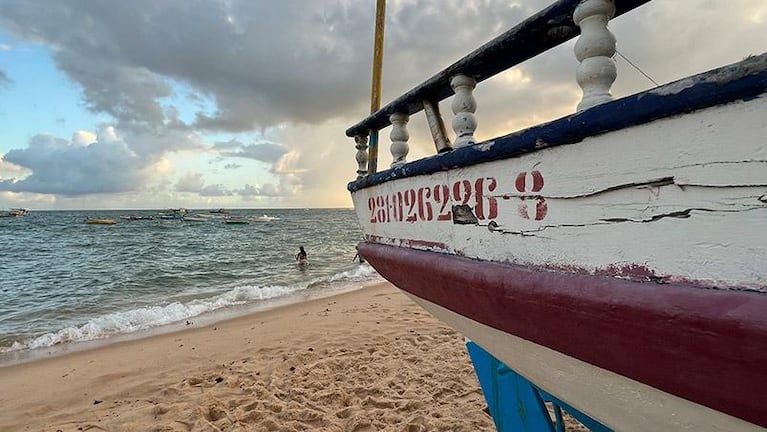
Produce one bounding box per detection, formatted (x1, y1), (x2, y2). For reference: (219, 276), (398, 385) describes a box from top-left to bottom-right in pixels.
(85, 218), (118, 225)
(347, 1), (766, 431)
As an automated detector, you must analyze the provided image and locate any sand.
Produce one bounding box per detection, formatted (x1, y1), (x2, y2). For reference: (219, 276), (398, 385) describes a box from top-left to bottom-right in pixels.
(0, 282), (498, 431)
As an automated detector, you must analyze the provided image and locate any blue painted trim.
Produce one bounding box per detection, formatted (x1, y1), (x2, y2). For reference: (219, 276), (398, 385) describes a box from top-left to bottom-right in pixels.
(467, 342), (555, 432)
(467, 341), (613, 432)
(539, 390), (613, 432)
(348, 54), (767, 193)
(345, 0), (651, 137)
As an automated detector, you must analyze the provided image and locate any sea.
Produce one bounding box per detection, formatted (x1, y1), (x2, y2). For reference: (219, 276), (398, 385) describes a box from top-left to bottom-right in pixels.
(0, 208), (381, 365)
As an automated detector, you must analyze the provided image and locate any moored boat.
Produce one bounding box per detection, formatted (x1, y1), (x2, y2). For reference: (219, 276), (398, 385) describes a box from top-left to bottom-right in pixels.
(0, 208), (29, 218)
(253, 214), (280, 222)
(182, 215), (208, 222)
(85, 218), (118, 225)
(119, 215), (155, 221)
(223, 216), (250, 225)
(346, 1), (767, 431)
(158, 208), (188, 220)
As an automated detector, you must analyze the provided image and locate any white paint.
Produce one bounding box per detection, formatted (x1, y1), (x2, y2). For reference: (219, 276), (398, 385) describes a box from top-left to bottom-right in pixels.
(574, 0), (617, 111)
(450, 74), (478, 148)
(352, 94), (767, 290)
(389, 112), (410, 168)
(405, 293), (764, 432)
(354, 135), (368, 179)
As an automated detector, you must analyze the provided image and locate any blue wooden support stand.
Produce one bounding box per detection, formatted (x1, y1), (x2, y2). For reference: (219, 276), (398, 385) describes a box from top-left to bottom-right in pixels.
(466, 341), (612, 432)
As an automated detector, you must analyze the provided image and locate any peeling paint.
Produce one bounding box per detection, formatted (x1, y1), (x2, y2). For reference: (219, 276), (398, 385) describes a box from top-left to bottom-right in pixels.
(476, 141), (495, 152)
(452, 205), (478, 225)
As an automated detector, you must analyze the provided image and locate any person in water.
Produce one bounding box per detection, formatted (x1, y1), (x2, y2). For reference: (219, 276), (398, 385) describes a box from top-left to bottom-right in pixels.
(296, 246), (307, 262)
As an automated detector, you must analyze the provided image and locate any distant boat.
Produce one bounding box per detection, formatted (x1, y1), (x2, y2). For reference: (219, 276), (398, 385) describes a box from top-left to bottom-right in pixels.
(182, 216), (208, 222)
(253, 214), (280, 222)
(0, 208), (29, 218)
(224, 216), (250, 225)
(209, 208), (230, 215)
(119, 215), (154, 221)
(158, 208), (188, 220)
(85, 218), (117, 225)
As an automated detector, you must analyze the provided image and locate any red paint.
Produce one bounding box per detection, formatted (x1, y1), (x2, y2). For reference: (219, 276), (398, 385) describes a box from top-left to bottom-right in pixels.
(357, 242), (767, 428)
(368, 177), (497, 224)
(594, 263), (659, 280)
(531, 170), (544, 192)
(535, 196), (548, 220)
(518, 200), (530, 219)
(515, 172), (526, 192)
(363, 234), (448, 251)
(515, 170), (548, 221)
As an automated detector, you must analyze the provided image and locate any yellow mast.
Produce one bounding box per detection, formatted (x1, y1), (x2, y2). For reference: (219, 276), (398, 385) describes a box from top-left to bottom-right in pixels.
(368, 0), (386, 174)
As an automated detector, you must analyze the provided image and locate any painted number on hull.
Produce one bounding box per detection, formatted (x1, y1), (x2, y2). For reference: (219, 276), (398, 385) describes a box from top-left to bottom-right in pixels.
(367, 171), (546, 224)
(516, 170), (547, 221)
(368, 177), (497, 224)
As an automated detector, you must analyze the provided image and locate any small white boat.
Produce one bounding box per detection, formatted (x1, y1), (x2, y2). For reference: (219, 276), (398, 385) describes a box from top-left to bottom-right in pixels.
(253, 214), (280, 222)
(224, 216), (250, 225)
(0, 208), (29, 218)
(85, 218), (117, 225)
(182, 216), (208, 222)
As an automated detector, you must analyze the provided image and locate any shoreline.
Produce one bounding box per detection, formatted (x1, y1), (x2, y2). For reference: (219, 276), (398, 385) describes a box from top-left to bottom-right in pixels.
(0, 281), (496, 431)
(0, 275), (384, 368)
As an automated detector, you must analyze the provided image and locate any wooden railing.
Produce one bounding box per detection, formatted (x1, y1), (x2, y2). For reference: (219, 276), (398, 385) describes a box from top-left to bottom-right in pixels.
(350, 0), (651, 178)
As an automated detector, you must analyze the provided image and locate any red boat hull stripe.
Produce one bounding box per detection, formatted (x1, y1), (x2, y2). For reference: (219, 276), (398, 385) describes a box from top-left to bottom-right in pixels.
(357, 242), (767, 427)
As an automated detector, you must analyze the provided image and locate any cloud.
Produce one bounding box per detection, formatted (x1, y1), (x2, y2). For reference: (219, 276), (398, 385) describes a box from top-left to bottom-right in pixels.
(0, 130), (146, 195)
(0, 69), (11, 87)
(200, 183), (232, 197)
(174, 171), (296, 198)
(0, 0), (764, 209)
(174, 172), (204, 193)
(214, 140), (288, 163)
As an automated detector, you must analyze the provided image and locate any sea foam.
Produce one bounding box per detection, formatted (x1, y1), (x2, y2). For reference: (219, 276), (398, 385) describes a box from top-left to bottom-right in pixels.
(4, 264), (381, 353)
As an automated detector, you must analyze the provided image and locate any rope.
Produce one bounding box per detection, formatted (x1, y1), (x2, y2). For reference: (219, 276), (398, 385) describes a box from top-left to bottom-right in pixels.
(615, 49), (659, 87)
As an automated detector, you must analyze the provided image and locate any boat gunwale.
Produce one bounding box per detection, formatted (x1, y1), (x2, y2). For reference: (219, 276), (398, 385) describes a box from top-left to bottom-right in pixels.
(345, 0), (652, 138)
(348, 53), (767, 192)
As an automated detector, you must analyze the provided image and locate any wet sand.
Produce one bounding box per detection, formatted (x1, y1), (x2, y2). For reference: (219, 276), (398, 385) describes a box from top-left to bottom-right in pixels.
(0, 282), (498, 431)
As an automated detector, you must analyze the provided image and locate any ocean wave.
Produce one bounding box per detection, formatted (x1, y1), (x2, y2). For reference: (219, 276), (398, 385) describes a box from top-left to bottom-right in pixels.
(3, 264), (380, 353)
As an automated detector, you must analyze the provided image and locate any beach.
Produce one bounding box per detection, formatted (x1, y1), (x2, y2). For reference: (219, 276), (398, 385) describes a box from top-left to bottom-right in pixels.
(0, 282), (496, 431)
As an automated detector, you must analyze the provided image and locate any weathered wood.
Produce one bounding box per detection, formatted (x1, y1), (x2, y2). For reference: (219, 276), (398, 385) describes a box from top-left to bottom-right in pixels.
(450, 75), (478, 148)
(389, 113), (409, 168)
(349, 54), (767, 191)
(346, 0), (651, 138)
(422, 99), (451, 153)
(363, 245), (767, 431)
(351, 91), (767, 290)
(354, 135), (368, 179)
(574, 0), (617, 110)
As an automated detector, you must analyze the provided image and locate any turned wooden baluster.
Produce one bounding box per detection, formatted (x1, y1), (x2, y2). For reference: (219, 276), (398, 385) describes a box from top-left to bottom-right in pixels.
(574, 0), (616, 111)
(354, 135), (368, 179)
(389, 113), (409, 168)
(451, 74), (477, 148)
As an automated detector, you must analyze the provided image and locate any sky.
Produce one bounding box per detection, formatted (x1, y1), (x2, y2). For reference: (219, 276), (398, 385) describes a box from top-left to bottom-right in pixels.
(0, 0), (764, 210)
